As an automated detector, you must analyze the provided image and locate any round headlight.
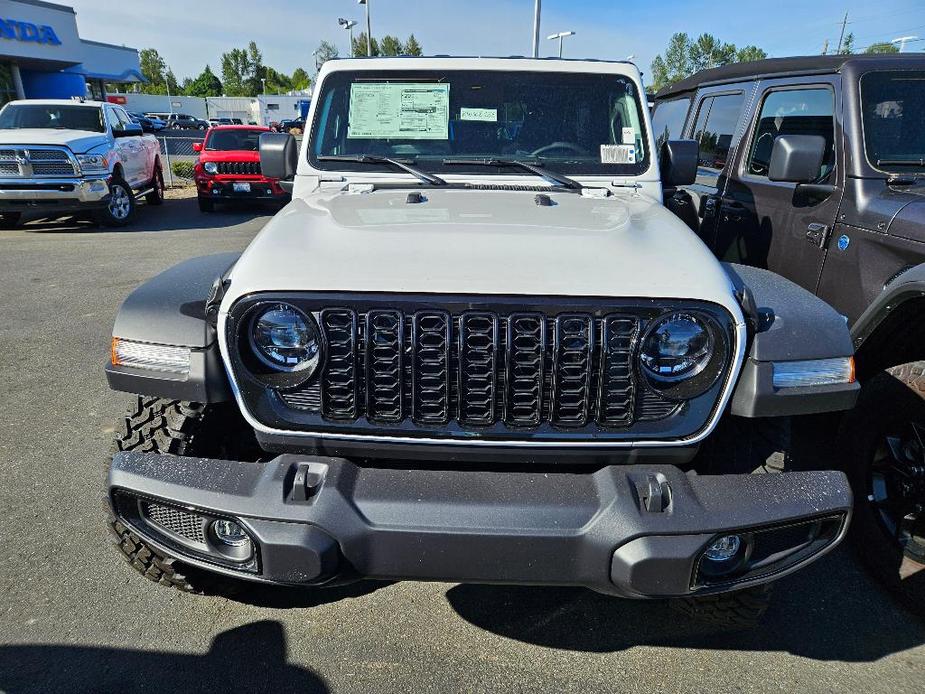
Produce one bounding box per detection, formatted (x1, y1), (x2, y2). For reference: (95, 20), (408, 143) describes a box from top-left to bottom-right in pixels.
(640, 312), (713, 381)
(203, 161), (218, 174)
(249, 304), (321, 376)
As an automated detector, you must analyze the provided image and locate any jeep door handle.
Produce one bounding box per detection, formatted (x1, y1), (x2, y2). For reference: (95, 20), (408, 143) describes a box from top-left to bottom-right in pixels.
(806, 223), (829, 247)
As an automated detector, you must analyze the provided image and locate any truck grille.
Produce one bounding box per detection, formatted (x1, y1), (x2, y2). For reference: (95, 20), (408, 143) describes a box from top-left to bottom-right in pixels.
(216, 161), (261, 175)
(0, 147), (76, 177)
(274, 307), (679, 431)
(141, 500), (206, 545)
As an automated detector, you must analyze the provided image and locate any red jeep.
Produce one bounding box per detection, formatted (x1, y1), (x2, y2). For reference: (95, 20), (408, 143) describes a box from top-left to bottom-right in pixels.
(193, 126), (290, 212)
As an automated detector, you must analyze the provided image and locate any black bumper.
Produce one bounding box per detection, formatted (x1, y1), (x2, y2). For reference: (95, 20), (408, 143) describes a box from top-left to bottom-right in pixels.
(201, 183), (287, 200)
(108, 453), (851, 598)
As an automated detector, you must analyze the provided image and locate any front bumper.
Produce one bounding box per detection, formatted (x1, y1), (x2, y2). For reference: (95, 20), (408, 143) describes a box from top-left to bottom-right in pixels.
(196, 177), (288, 200)
(109, 453), (851, 598)
(0, 176), (110, 213)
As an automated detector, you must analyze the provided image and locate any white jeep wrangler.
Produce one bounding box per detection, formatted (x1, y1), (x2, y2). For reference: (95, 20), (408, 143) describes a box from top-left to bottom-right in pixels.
(0, 99), (164, 228)
(105, 58), (859, 628)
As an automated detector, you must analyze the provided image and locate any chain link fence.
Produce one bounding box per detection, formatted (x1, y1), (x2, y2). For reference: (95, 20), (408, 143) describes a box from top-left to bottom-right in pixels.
(157, 135), (203, 188)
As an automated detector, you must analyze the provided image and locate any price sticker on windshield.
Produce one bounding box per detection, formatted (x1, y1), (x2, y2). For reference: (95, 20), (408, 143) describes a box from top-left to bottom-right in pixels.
(600, 144), (636, 164)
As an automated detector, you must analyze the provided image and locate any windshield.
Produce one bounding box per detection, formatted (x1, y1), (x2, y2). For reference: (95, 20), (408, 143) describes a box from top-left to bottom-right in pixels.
(0, 104), (105, 132)
(861, 70), (925, 173)
(310, 69), (649, 176)
(205, 129), (262, 151)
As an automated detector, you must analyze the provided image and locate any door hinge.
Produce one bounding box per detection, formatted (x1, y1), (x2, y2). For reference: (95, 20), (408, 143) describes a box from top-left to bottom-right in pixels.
(806, 222), (830, 248)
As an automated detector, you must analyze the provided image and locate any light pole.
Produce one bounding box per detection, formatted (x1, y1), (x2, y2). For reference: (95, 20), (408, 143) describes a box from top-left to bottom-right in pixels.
(339, 18), (358, 57)
(532, 0), (542, 58)
(260, 77), (266, 95)
(546, 31), (575, 58)
(891, 35), (920, 52)
(358, 0), (372, 56)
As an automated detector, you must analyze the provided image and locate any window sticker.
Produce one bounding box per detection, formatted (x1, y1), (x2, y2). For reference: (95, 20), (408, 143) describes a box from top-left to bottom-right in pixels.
(621, 127), (636, 145)
(601, 144), (636, 164)
(460, 107), (498, 122)
(347, 82), (450, 139)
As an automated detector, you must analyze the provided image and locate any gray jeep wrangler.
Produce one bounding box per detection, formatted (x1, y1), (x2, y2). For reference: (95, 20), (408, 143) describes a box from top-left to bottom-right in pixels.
(105, 57), (858, 628)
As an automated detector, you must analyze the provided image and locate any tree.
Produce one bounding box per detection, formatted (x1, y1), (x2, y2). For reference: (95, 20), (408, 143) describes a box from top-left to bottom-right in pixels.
(839, 32), (855, 55)
(221, 40), (264, 96)
(291, 67), (311, 91)
(736, 45), (767, 63)
(650, 33), (692, 92)
(404, 34), (422, 56)
(165, 69), (179, 96)
(866, 41), (899, 54)
(314, 41), (339, 71)
(138, 48), (170, 94)
(380, 35), (403, 56)
(263, 66), (292, 94)
(352, 32), (380, 57)
(186, 64), (222, 97)
(689, 34), (736, 73)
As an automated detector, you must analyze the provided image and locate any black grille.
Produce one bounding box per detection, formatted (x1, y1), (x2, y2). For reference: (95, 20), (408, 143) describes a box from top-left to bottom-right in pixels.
(141, 501), (206, 544)
(216, 161), (261, 175)
(276, 308), (680, 431)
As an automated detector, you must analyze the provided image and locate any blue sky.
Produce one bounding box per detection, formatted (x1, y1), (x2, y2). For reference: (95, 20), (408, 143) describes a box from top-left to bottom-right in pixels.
(66, 0), (925, 83)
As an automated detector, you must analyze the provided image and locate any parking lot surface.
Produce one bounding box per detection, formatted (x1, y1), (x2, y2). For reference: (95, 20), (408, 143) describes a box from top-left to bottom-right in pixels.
(1, 198), (925, 694)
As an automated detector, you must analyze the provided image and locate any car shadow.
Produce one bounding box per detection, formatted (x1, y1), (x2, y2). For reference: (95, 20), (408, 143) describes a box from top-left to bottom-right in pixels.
(445, 546), (925, 662)
(0, 620), (327, 694)
(15, 196), (271, 235)
(226, 579), (392, 610)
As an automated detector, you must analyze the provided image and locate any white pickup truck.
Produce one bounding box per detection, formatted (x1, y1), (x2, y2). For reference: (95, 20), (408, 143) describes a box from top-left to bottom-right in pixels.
(0, 99), (164, 228)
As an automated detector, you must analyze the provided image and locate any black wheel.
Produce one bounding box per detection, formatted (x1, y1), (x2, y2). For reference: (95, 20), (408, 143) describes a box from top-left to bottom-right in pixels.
(841, 361), (925, 617)
(198, 196), (214, 213)
(110, 396), (259, 594)
(145, 164), (165, 205)
(0, 212), (21, 229)
(672, 584), (774, 630)
(95, 176), (135, 227)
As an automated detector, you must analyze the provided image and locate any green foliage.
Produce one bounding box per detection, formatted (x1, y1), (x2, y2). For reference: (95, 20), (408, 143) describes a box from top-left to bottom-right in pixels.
(839, 32), (855, 55)
(138, 48), (172, 95)
(865, 41), (899, 54)
(380, 35), (403, 56)
(170, 160), (195, 179)
(185, 65), (222, 97)
(404, 34), (423, 56)
(352, 32), (379, 57)
(263, 66), (292, 94)
(291, 67), (311, 91)
(221, 41), (263, 96)
(649, 33), (767, 92)
(314, 40), (339, 69)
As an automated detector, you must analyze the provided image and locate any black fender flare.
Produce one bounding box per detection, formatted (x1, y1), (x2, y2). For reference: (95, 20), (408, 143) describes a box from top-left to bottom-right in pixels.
(723, 264), (859, 417)
(105, 253), (240, 402)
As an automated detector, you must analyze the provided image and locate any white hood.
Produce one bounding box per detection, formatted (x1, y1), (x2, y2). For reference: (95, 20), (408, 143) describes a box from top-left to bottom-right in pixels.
(223, 187), (741, 318)
(0, 128), (108, 153)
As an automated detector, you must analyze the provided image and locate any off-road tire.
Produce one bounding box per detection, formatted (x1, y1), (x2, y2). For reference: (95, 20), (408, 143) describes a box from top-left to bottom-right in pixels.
(0, 212), (21, 229)
(198, 196), (214, 213)
(110, 396), (256, 595)
(671, 584), (774, 630)
(145, 164), (165, 205)
(96, 176), (136, 227)
(840, 361), (925, 618)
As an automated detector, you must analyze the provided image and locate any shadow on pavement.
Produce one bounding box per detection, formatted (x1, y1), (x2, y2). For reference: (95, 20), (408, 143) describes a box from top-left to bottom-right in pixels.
(0, 620), (326, 694)
(14, 196), (271, 235)
(446, 546), (925, 661)
(227, 579), (392, 610)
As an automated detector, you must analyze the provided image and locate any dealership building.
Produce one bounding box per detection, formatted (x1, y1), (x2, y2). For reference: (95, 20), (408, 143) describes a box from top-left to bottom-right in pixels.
(0, 0), (142, 105)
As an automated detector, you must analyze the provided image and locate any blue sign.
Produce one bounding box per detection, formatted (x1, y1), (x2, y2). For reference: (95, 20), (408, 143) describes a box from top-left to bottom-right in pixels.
(0, 19), (62, 45)
(837, 234), (850, 251)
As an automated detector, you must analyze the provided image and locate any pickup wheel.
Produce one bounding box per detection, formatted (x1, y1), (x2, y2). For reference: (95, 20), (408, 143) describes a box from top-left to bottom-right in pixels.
(144, 164), (165, 206)
(110, 396), (259, 595)
(96, 176), (136, 227)
(0, 212), (21, 229)
(198, 197), (214, 213)
(840, 361), (925, 618)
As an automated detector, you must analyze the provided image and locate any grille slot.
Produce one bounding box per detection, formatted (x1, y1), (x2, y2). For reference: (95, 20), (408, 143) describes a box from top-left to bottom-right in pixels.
(458, 313), (498, 425)
(31, 161), (75, 176)
(504, 313), (545, 426)
(551, 314), (595, 426)
(365, 310), (404, 422)
(412, 311), (451, 424)
(142, 501), (206, 544)
(597, 316), (640, 426)
(320, 309), (358, 419)
(217, 161), (261, 175)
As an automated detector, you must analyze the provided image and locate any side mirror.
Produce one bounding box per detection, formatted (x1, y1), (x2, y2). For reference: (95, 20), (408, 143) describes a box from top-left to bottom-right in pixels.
(113, 123), (143, 138)
(768, 135), (825, 183)
(659, 139), (698, 187)
(259, 132), (298, 181)
(192, 142), (203, 152)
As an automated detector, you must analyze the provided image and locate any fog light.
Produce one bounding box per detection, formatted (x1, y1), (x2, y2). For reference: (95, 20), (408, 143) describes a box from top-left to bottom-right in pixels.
(211, 519), (249, 547)
(704, 534), (741, 562)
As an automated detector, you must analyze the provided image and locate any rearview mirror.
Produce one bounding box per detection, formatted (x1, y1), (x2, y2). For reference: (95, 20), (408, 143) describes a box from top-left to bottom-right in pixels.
(192, 142), (203, 152)
(659, 139), (698, 187)
(768, 135), (826, 184)
(259, 132), (298, 181)
(113, 123), (143, 138)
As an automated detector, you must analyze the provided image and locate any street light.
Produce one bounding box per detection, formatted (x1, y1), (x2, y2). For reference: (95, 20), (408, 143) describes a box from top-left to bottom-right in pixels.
(891, 35), (920, 52)
(260, 77), (266, 95)
(358, 0), (372, 57)
(339, 18), (358, 57)
(547, 30), (575, 58)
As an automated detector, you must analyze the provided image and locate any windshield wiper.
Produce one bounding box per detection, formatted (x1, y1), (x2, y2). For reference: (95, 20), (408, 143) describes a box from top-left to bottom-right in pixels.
(442, 158), (582, 189)
(878, 158), (925, 167)
(318, 155), (446, 186)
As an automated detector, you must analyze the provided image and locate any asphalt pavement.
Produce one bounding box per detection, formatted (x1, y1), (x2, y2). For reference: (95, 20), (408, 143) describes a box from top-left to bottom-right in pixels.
(1, 196), (925, 694)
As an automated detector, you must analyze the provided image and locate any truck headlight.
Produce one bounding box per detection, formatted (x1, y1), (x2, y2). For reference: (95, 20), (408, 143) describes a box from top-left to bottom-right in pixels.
(249, 303), (322, 380)
(203, 161), (218, 175)
(639, 312), (728, 400)
(76, 154), (108, 173)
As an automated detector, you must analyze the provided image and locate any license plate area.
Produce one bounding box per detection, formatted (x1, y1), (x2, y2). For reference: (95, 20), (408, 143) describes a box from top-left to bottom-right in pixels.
(232, 182), (251, 193)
